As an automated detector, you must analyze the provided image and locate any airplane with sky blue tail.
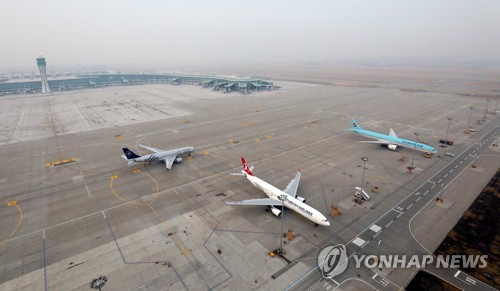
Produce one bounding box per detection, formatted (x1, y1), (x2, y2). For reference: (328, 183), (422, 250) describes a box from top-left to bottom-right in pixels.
(347, 117), (438, 154)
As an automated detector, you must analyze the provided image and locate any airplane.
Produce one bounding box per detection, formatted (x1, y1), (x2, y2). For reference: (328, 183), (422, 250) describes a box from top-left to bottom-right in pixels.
(121, 144), (195, 170)
(225, 157), (330, 226)
(347, 117), (438, 154)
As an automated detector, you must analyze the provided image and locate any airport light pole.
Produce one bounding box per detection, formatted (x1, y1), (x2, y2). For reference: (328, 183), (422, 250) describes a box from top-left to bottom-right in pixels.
(445, 117), (453, 145)
(279, 195), (284, 255)
(360, 157), (368, 194)
(483, 99), (490, 121)
(465, 107), (473, 133)
(410, 132), (420, 171)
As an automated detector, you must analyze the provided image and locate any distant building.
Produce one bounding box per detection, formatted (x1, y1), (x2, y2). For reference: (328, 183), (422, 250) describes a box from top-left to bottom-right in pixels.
(0, 72), (277, 95)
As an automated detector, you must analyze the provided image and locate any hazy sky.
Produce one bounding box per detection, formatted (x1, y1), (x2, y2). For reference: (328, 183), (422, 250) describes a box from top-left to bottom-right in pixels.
(2, 0), (500, 71)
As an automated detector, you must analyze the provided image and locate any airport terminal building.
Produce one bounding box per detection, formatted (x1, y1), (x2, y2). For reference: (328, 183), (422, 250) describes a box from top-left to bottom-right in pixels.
(0, 73), (277, 95)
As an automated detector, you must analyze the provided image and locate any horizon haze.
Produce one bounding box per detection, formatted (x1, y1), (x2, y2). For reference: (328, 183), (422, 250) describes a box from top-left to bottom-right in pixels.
(2, 0), (500, 72)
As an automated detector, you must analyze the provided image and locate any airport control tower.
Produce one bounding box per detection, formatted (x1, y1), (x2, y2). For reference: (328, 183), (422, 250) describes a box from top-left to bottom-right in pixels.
(36, 54), (50, 93)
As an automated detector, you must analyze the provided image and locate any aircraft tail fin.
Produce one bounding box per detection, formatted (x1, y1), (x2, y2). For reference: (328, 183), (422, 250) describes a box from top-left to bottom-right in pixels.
(350, 117), (361, 130)
(241, 157), (254, 176)
(122, 148), (141, 160)
(389, 128), (398, 138)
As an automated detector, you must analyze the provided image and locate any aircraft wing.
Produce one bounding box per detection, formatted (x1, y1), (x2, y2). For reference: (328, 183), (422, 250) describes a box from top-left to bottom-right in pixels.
(164, 154), (177, 170)
(139, 144), (163, 153)
(225, 198), (283, 206)
(283, 171), (301, 197)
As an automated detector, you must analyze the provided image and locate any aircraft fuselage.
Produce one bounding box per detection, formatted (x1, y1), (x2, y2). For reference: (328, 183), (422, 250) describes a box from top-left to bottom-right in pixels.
(351, 128), (437, 154)
(246, 175), (330, 226)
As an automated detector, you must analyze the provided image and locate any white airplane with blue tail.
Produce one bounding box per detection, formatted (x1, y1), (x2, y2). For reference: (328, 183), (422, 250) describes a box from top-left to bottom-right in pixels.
(121, 144), (195, 170)
(347, 117), (437, 154)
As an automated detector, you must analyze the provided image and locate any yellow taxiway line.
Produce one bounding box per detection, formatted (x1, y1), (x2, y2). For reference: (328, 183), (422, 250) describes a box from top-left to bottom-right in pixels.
(109, 171), (191, 255)
(0, 201), (23, 248)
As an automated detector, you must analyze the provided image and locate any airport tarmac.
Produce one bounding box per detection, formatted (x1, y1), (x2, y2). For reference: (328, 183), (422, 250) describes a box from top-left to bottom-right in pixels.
(0, 76), (498, 290)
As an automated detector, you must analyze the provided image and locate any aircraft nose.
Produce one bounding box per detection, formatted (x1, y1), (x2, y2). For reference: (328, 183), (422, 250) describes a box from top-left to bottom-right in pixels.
(319, 218), (330, 226)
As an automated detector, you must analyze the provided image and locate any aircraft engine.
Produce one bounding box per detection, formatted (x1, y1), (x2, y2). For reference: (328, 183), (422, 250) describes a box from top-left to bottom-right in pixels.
(296, 196), (306, 203)
(270, 207), (282, 217)
(175, 157), (183, 163)
(387, 144), (397, 151)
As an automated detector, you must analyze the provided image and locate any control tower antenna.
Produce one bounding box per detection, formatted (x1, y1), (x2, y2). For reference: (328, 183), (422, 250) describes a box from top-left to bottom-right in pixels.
(36, 54), (50, 93)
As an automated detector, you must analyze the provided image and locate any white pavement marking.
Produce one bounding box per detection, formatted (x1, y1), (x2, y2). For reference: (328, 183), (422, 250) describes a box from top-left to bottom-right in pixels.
(352, 237), (366, 247)
(392, 208), (402, 214)
(369, 224), (382, 232)
(444, 174), (448, 178)
(379, 277), (390, 287)
(438, 178), (442, 183)
(407, 127), (500, 291)
(415, 197), (421, 202)
(466, 276), (477, 286)
(295, 125), (498, 290)
(102, 211), (107, 219)
(430, 184), (436, 189)
(81, 171), (92, 197)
